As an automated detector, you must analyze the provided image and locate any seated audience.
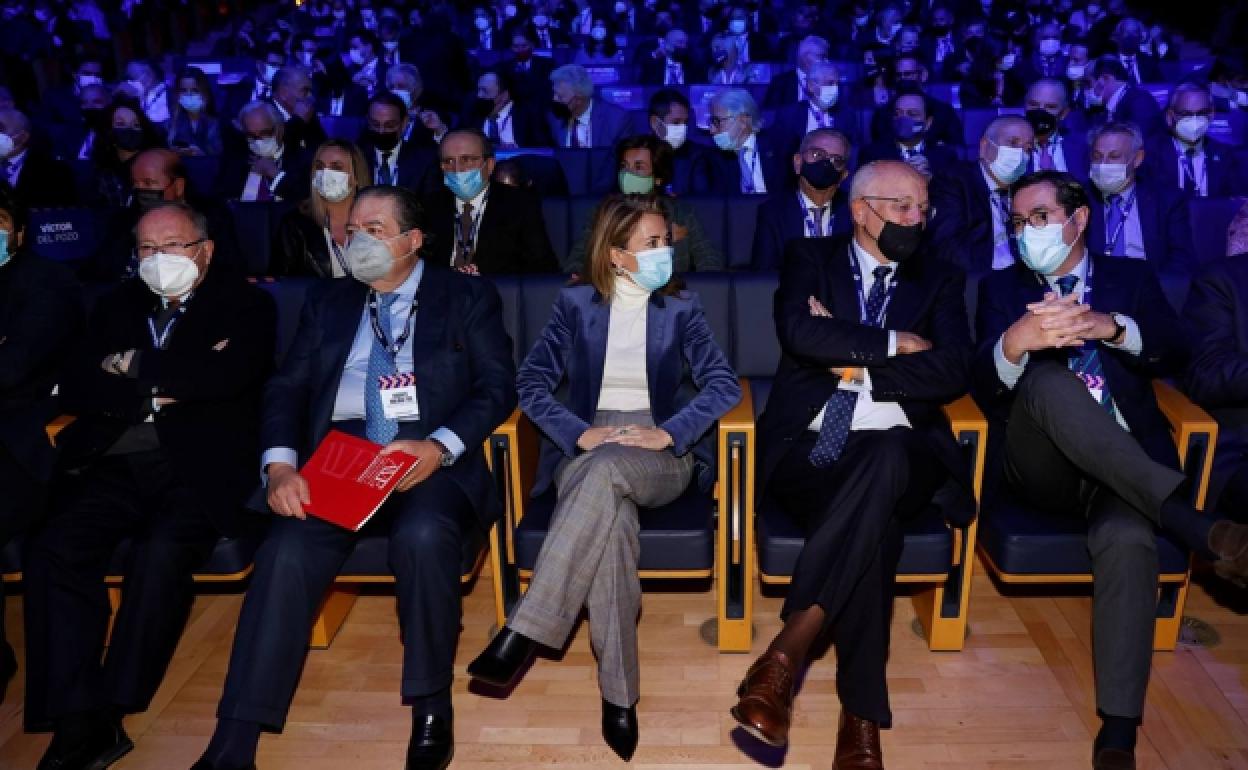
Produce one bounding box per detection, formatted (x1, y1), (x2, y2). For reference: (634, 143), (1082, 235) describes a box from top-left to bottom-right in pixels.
(1147, 81), (1246, 198)
(639, 28), (699, 86)
(269, 66), (328, 155)
(959, 35), (1025, 108)
(88, 99), (165, 208)
(707, 31), (755, 84)
(24, 201), (276, 767)
(1024, 78), (1091, 175)
(468, 193), (740, 761)
(573, 19), (626, 65)
(121, 58), (170, 126)
(547, 64), (630, 150)
(52, 82), (112, 162)
(763, 35), (830, 109)
(859, 85), (961, 180)
(218, 100), (311, 203)
(0, 108), (76, 207)
(709, 88), (787, 196)
(1090, 56), (1163, 136)
(567, 135), (724, 274)
(422, 128), (558, 273)
(867, 53), (965, 148)
(0, 185), (83, 704)
(383, 63), (453, 148)
(360, 92), (437, 194)
(752, 128), (853, 271)
(271, 139), (368, 278)
(470, 68), (551, 149)
(771, 60), (862, 155)
(646, 89), (716, 196)
(167, 67), (225, 157)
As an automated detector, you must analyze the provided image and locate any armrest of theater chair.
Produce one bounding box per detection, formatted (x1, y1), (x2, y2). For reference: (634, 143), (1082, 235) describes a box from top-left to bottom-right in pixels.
(1153, 380), (1219, 511)
(487, 407), (542, 628)
(46, 415), (76, 443)
(716, 378), (755, 653)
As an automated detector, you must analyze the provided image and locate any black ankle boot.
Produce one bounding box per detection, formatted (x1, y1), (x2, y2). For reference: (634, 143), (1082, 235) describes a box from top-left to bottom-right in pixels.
(601, 699), (638, 761)
(466, 627), (538, 688)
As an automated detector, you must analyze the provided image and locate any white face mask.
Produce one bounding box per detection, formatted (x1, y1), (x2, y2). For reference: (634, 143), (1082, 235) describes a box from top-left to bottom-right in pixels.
(1090, 162), (1130, 194)
(474, 15), (490, 30)
(728, 18), (747, 34)
(591, 25), (607, 40)
(248, 136), (280, 158)
(76, 73), (103, 90)
(815, 84), (839, 109)
(1174, 115), (1210, 144)
(263, 63), (278, 83)
(0, 132), (13, 159)
(660, 121), (687, 148)
(1018, 217), (1075, 275)
(139, 252), (200, 299)
(988, 142), (1028, 185)
(997, 53), (1016, 71)
(348, 47), (368, 65)
(1038, 38), (1061, 56)
(125, 78), (147, 96)
(1066, 63), (1086, 80)
(314, 168), (352, 202)
(533, 14), (548, 26)
(391, 88), (413, 108)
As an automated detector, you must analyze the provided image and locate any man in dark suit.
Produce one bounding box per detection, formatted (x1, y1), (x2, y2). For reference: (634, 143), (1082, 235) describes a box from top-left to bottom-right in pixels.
(1147, 82), (1246, 199)
(269, 67), (328, 156)
(973, 170), (1248, 770)
(49, 83), (111, 163)
(1183, 252), (1248, 521)
(0, 108), (76, 207)
(638, 28), (702, 86)
(469, 68), (552, 149)
(36, 54), (107, 132)
(859, 86), (962, 179)
(193, 185), (517, 770)
(0, 186), (82, 703)
(708, 88), (788, 196)
(647, 89), (717, 196)
(382, 63), (455, 149)
(762, 35), (831, 109)
(360, 92), (438, 197)
(1110, 17), (1163, 85)
(1084, 121), (1194, 276)
(24, 202), (276, 768)
(867, 55), (965, 147)
(221, 46), (288, 131)
(423, 129), (558, 274)
(770, 61), (863, 156)
(1024, 79), (1091, 175)
(1018, 21), (1069, 84)
(504, 30), (556, 106)
(920, 5), (961, 77)
(1090, 56), (1162, 137)
(928, 115), (1035, 272)
(547, 64), (631, 149)
(733, 160), (973, 767)
(752, 128), (853, 270)
(217, 101), (312, 203)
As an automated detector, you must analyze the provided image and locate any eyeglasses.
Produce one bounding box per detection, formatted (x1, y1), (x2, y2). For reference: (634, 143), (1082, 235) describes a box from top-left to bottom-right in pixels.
(440, 154), (485, 171)
(708, 113), (738, 130)
(136, 239), (205, 258)
(1009, 209), (1071, 233)
(861, 195), (935, 222)
(802, 148), (848, 169)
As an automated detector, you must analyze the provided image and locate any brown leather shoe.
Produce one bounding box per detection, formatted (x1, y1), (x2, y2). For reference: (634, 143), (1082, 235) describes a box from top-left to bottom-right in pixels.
(832, 710), (884, 770)
(1210, 520), (1248, 587)
(1093, 747), (1136, 770)
(729, 649), (796, 747)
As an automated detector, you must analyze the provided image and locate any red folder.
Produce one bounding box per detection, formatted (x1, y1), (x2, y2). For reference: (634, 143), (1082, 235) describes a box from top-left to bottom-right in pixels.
(301, 430), (421, 531)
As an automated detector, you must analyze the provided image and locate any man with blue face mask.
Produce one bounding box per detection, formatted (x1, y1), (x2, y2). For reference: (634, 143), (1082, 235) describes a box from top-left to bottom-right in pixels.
(928, 115), (1033, 272)
(974, 170), (1248, 770)
(422, 128), (558, 274)
(708, 88), (786, 195)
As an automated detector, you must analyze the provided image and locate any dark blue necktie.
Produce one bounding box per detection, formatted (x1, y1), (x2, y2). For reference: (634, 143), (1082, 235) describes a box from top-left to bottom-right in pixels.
(365, 292), (401, 444)
(1106, 193), (1127, 256)
(809, 265), (893, 468)
(1055, 274), (1118, 420)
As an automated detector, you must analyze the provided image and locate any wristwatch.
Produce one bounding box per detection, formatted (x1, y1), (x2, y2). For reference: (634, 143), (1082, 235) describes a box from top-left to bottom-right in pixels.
(1109, 313), (1128, 345)
(430, 438), (455, 467)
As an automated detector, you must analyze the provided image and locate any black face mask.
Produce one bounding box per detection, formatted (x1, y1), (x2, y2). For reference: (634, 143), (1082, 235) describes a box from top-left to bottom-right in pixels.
(131, 187), (167, 212)
(367, 129), (400, 151)
(799, 158), (844, 190)
(550, 100), (572, 120)
(1025, 108), (1058, 137)
(113, 126), (144, 151)
(1118, 34), (1141, 53)
(875, 219), (924, 263)
(892, 115), (925, 142)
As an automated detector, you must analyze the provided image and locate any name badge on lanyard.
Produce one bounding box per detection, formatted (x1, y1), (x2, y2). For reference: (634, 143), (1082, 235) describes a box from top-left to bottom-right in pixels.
(380, 372), (420, 419)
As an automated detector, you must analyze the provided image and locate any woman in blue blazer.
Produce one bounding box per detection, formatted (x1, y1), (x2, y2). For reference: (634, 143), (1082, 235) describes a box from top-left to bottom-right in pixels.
(467, 194), (740, 760)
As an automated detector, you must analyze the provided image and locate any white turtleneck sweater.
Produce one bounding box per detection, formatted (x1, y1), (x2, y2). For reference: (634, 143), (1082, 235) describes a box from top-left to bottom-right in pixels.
(596, 277), (652, 412)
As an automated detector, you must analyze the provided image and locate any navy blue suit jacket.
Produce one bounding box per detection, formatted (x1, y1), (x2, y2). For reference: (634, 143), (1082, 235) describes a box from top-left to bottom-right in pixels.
(710, 130), (790, 196)
(1027, 123), (1091, 177)
(667, 140), (719, 197)
(517, 284), (741, 496)
(1107, 85), (1164, 137)
(1085, 174), (1194, 276)
(750, 188), (852, 271)
(261, 265), (518, 526)
(770, 99), (863, 156)
(859, 140), (962, 178)
(927, 159), (1002, 273)
(1144, 135), (1247, 199)
(546, 98), (631, 149)
(757, 237), (975, 522)
(972, 256), (1186, 471)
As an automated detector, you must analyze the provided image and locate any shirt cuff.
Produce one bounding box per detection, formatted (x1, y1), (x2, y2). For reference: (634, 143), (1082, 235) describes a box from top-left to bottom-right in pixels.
(1103, 313), (1142, 356)
(429, 427), (466, 463)
(261, 447), (298, 483)
(886, 331), (897, 358)
(994, 334), (1029, 389)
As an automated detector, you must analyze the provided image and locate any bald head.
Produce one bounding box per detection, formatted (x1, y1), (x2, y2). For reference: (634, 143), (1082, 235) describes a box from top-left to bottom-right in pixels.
(131, 148), (187, 203)
(849, 159), (925, 203)
(849, 160), (930, 264)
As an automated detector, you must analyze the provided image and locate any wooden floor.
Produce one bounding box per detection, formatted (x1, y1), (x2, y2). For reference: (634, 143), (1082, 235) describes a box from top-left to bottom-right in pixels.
(0, 563), (1246, 770)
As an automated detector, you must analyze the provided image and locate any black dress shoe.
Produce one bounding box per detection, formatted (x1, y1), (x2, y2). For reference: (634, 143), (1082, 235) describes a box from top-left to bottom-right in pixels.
(0, 641), (16, 704)
(466, 627), (538, 688)
(406, 714), (453, 770)
(37, 719), (133, 770)
(601, 699), (638, 762)
(189, 760), (257, 770)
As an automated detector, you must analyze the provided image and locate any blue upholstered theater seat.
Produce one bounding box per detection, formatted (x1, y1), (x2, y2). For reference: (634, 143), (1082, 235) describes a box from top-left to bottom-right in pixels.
(540, 197), (571, 261)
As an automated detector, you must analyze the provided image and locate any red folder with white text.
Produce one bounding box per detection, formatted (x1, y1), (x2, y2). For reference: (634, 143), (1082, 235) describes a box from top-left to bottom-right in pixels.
(301, 430), (420, 531)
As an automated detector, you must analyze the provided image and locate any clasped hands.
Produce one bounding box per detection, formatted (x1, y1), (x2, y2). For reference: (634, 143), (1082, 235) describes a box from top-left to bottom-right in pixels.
(577, 425), (674, 452)
(266, 439), (443, 519)
(1001, 291), (1120, 364)
(806, 295), (931, 382)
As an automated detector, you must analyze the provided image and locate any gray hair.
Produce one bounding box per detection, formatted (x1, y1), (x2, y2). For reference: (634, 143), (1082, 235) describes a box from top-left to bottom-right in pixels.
(271, 66), (311, 93)
(1168, 81), (1211, 109)
(984, 115), (1032, 143)
(550, 64), (594, 98)
(136, 201), (210, 240)
(711, 88), (762, 130)
(807, 60), (840, 81)
(386, 62), (423, 92)
(796, 35), (830, 59)
(238, 99), (283, 130)
(1090, 120), (1145, 155)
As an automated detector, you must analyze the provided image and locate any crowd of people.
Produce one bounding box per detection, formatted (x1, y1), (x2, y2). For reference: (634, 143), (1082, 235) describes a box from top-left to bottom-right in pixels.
(2, 0), (1248, 769)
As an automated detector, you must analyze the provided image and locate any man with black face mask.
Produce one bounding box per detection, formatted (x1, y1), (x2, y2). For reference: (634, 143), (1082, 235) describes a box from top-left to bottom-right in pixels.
(736, 160), (973, 766)
(751, 128), (853, 270)
(360, 92), (438, 195)
(466, 68), (551, 148)
(1024, 78), (1090, 175)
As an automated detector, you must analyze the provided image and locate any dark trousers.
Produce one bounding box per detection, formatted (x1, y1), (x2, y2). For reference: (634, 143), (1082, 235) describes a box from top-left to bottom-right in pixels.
(22, 450), (220, 729)
(1002, 362), (1186, 719)
(216, 470), (471, 731)
(769, 426), (949, 727)
(0, 444), (44, 654)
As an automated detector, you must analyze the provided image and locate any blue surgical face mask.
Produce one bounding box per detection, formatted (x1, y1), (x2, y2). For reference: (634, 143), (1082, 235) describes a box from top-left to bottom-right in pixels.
(444, 168), (486, 200)
(624, 246), (673, 291)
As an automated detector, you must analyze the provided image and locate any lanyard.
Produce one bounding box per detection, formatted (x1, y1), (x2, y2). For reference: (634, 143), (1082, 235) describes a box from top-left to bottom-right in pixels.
(1104, 189), (1137, 249)
(741, 146), (758, 192)
(847, 245), (897, 327)
(800, 193), (830, 237)
(454, 189), (490, 263)
(807, 103), (831, 128)
(323, 218), (350, 277)
(368, 290), (418, 359)
(1179, 146), (1206, 194)
(147, 305), (186, 350)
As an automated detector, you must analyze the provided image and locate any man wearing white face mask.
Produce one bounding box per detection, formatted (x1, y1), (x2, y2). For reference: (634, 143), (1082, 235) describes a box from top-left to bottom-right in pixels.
(647, 89), (715, 195)
(974, 170), (1248, 770)
(196, 185), (517, 770)
(1085, 122), (1193, 275)
(24, 202), (276, 770)
(218, 101), (312, 203)
(772, 60), (860, 157)
(0, 107), (75, 207)
(122, 58), (170, 126)
(1147, 82), (1247, 199)
(928, 116), (1034, 272)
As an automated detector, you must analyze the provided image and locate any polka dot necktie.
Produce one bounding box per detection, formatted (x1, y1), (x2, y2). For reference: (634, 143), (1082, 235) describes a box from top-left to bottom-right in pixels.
(809, 265), (893, 468)
(365, 292), (401, 444)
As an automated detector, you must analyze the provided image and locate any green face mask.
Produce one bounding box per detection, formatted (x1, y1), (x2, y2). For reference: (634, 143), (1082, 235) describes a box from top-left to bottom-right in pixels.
(618, 169), (656, 195)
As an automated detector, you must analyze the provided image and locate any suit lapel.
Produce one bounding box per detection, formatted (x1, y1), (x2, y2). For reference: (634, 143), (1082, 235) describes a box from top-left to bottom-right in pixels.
(409, 265), (449, 383)
(645, 293), (668, 409)
(585, 294), (610, 411)
(886, 260), (927, 331)
(825, 241), (862, 321)
(1087, 192), (1107, 254)
(1136, 180), (1159, 259)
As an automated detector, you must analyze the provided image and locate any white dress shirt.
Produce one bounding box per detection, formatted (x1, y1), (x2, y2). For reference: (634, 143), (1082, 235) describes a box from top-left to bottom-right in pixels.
(453, 184), (490, 265)
(1172, 137), (1208, 197)
(1105, 83), (1128, 114)
(597, 277), (652, 411)
(142, 82), (169, 124)
(242, 144), (286, 201)
(739, 133), (767, 194)
(485, 101), (516, 146)
(1104, 182), (1146, 259)
(804, 100), (837, 132)
(809, 238), (907, 433)
(798, 190), (834, 237)
(567, 99), (593, 148)
(1033, 133), (1069, 172)
(4, 148), (26, 188)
